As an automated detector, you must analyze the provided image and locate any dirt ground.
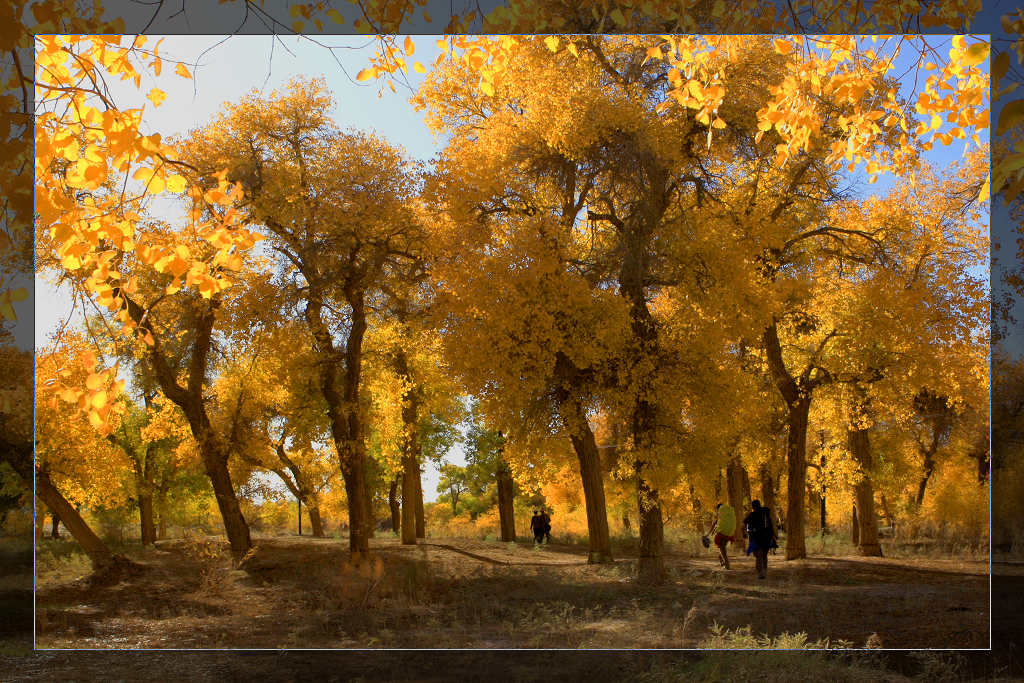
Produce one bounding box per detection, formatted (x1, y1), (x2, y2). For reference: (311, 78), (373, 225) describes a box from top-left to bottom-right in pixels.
(31, 535), (990, 650)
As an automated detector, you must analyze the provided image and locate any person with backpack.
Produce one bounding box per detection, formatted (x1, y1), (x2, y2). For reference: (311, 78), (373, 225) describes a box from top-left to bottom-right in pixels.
(705, 502), (737, 569)
(743, 499), (778, 579)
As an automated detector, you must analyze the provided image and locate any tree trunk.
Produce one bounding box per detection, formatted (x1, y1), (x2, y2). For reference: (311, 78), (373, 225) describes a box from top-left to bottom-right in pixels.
(365, 473), (377, 540)
(879, 493), (894, 532)
(36, 468), (114, 569)
(760, 463), (776, 514)
(393, 348), (421, 546)
(303, 290), (371, 558)
(726, 456), (750, 517)
(627, 298), (665, 584)
(633, 392), (666, 583)
(389, 476), (401, 535)
(559, 385), (612, 564)
(50, 511), (61, 539)
(307, 502), (325, 538)
(808, 490), (822, 534)
(852, 504), (859, 546)
(138, 493), (156, 546)
(573, 430), (613, 563)
(338, 451), (371, 554)
(762, 321), (816, 560)
(614, 165), (670, 584)
(401, 457), (418, 545)
(136, 441), (157, 546)
(915, 455), (935, 507)
(849, 427), (882, 557)
(201, 446), (252, 558)
(156, 485), (169, 540)
(633, 389), (665, 584)
(496, 462), (516, 542)
(414, 467), (425, 539)
(971, 436), (989, 484)
(36, 502), (47, 541)
(783, 397), (811, 559)
(636, 472), (665, 583)
(820, 492), (827, 535)
(120, 292), (252, 558)
(688, 482), (704, 531)
(975, 451), (989, 484)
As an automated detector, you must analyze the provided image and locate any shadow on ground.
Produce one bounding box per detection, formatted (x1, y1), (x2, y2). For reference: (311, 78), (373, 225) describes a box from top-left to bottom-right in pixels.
(32, 535), (989, 650)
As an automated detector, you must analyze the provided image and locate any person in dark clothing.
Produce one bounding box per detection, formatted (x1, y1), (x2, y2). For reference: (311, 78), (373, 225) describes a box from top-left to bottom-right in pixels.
(539, 508), (551, 543)
(530, 510), (544, 544)
(743, 499), (778, 579)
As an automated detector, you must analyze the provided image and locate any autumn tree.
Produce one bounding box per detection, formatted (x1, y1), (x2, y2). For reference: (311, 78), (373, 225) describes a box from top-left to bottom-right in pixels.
(762, 150), (988, 556)
(33, 35), (268, 558)
(420, 36), (790, 577)
(460, 415), (518, 542)
(213, 321), (337, 538)
(103, 393), (190, 545)
(437, 463), (470, 515)
(179, 78), (424, 558)
(419, 33), (990, 571)
(33, 335), (137, 569)
(422, 37), (677, 568)
(365, 307), (463, 544)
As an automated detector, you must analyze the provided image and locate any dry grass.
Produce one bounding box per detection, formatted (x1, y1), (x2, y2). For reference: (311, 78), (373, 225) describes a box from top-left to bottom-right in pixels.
(32, 534), (989, 650)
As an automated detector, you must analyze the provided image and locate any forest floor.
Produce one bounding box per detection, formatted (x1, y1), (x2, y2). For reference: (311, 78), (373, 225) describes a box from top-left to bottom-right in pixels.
(30, 534), (993, 650)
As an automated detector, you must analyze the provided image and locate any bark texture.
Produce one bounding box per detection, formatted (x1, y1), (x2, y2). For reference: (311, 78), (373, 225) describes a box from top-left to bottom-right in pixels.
(36, 468), (114, 569)
(849, 427), (882, 557)
(555, 356), (612, 564)
(388, 477), (401, 535)
(496, 461), (516, 542)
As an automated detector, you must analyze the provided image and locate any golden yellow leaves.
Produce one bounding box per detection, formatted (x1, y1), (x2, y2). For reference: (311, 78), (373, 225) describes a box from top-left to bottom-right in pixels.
(997, 100), (1024, 137)
(132, 165), (167, 193)
(146, 87), (168, 107)
(773, 38), (794, 55)
(748, 35), (988, 190)
(0, 285), (28, 321)
(130, 180), (256, 299)
(651, 37), (730, 143)
(962, 42), (989, 68)
(902, 36), (989, 199)
(44, 347), (125, 437)
(285, 2), (356, 32)
(35, 34), (267, 422)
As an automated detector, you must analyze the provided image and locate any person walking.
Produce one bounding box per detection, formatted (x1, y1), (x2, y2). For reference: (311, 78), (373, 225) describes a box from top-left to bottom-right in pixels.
(539, 508), (552, 544)
(743, 499), (778, 579)
(706, 502), (737, 569)
(530, 510), (544, 544)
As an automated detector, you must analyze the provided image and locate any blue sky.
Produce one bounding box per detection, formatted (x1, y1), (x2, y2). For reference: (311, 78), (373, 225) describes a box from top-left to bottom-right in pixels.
(33, 34), (992, 501)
